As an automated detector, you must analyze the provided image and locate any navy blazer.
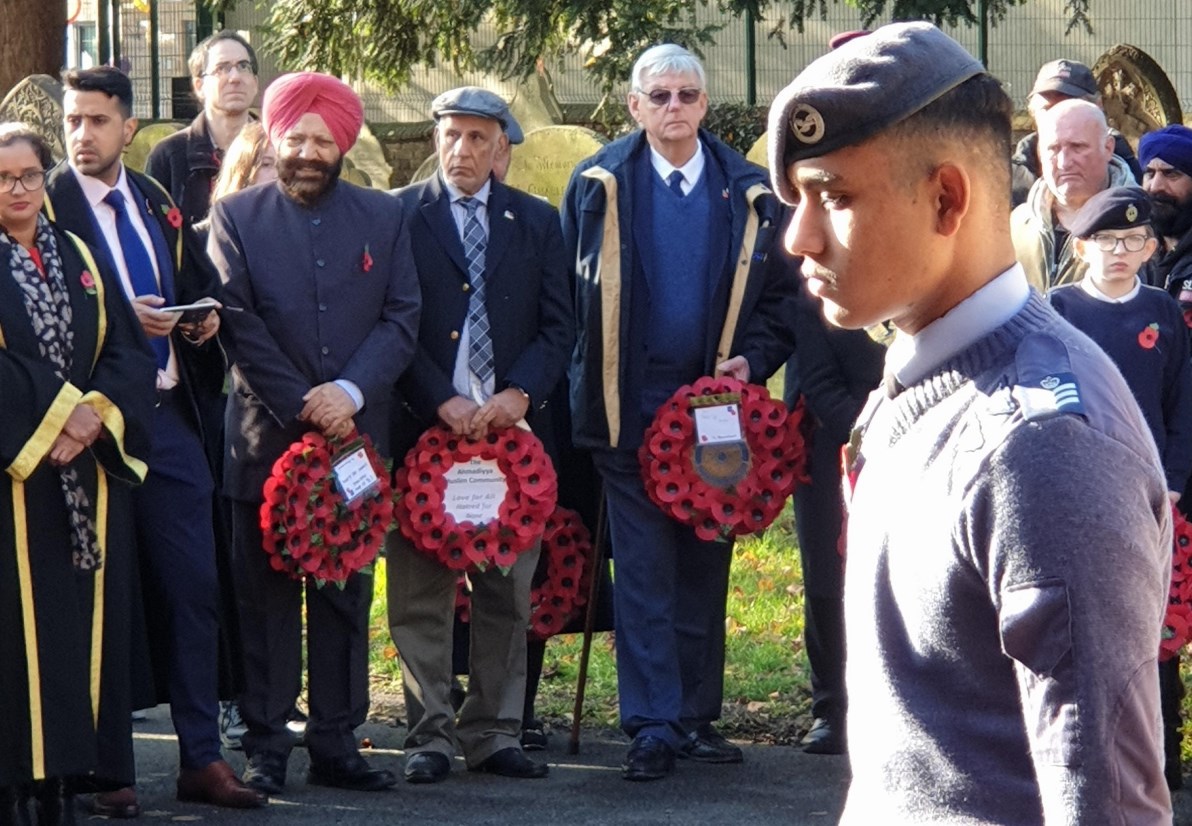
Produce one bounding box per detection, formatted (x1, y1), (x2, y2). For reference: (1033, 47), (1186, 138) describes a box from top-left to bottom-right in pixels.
(388, 174), (574, 459)
(207, 179), (421, 502)
(44, 161), (226, 435)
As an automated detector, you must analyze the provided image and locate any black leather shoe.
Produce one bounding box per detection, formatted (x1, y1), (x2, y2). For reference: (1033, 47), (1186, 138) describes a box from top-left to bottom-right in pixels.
(621, 736), (675, 781)
(243, 751), (288, 795)
(520, 719), (548, 751)
(801, 717), (846, 755)
(32, 780), (74, 826)
(0, 786), (31, 826)
(470, 748), (549, 779)
(308, 753), (396, 791)
(404, 752), (450, 784)
(679, 726), (743, 764)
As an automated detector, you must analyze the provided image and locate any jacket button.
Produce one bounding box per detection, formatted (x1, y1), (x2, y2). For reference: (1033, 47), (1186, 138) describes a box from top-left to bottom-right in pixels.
(450, 331), (460, 341)
(462, 283), (470, 292)
(316, 259), (326, 268)
(320, 346), (329, 355)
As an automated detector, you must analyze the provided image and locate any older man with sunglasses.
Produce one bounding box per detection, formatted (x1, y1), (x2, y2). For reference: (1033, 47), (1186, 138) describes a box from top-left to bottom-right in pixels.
(560, 43), (796, 781)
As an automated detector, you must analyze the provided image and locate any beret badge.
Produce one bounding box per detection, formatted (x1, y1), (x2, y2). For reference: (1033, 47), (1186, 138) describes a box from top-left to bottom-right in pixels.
(1126, 204), (1139, 222)
(790, 104), (826, 145)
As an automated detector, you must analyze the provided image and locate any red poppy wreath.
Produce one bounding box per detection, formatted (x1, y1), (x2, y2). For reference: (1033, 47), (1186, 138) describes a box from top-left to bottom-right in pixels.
(1162, 506), (1192, 662)
(260, 430), (396, 588)
(395, 425), (557, 573)
(639, 376), (807, 542)
(454, 505), (594, 640)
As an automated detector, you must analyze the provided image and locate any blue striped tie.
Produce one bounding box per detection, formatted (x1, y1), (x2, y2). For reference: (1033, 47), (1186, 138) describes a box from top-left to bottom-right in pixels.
(104, 189), (168, 370)
(459, 197), (494, 384)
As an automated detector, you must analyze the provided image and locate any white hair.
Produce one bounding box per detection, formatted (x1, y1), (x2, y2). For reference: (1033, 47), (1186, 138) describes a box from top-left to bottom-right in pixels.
(631, 44), (706, 91)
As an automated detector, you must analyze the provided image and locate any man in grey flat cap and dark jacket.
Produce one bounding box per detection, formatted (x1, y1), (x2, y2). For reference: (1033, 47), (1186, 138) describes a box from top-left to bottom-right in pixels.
(770, 21), (1172, 824)
(387, 86), (572, 785)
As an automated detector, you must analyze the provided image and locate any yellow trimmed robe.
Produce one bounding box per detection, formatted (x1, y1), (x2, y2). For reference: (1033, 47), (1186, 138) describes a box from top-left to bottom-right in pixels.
(0, 226), (155, 789)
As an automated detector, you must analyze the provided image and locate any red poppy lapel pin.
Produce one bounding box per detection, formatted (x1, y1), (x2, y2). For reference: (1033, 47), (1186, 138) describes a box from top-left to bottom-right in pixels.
(159, 202), (183, 229)
(361, 244), (374, 273)
(80, 270), (96, 296)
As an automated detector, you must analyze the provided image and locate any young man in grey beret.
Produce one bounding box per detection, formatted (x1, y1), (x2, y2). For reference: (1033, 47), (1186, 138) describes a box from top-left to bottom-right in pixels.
(769, 21), (1172, 823)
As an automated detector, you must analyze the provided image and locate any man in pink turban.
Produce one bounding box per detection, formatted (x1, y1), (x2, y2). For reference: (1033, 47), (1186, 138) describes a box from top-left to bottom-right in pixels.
(262, 71), (363, 206)
(207, 69), (420, 795)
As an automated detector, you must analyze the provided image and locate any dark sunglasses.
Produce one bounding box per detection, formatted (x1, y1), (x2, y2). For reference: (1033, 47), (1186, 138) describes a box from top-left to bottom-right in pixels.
(638, 87), (702, 107)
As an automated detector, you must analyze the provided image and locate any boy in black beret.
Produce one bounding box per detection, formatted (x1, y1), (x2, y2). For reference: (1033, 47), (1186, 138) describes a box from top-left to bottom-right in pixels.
(1049, 185), (1192, 792)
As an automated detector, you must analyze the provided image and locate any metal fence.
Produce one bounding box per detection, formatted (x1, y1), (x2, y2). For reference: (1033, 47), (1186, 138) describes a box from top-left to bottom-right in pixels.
(81, 0), (1192, 122)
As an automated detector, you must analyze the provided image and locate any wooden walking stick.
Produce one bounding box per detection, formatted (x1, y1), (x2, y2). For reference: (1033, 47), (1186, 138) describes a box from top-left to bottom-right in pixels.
(568, 488), (608, 755)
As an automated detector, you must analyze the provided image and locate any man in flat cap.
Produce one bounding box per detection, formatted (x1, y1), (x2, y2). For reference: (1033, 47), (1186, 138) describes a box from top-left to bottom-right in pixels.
(1011, 58), (1140, 207)
(207, 71), (421, 794)
(386, 86), (570, 783)
(1011, 98), (1137, 292)
(770, 21), (1171, 823)
(562, 43), (796, 781)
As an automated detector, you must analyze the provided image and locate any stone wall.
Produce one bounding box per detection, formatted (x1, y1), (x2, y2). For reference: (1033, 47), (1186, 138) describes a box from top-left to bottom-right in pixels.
(375, 125), (434, 189)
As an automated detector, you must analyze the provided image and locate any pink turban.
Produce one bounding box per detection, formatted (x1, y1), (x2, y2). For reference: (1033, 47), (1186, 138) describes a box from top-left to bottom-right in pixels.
(262, 72), (364, 155)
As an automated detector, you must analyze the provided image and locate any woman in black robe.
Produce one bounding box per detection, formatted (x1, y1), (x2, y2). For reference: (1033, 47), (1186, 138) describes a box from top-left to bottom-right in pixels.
(0, 123), (155, 825)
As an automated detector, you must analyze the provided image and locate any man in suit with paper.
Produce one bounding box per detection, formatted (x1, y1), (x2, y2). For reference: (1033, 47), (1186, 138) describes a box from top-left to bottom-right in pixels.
(207, 71), (420, 795)
(386, 87), (573, 784)
(45, 66), (264, 814)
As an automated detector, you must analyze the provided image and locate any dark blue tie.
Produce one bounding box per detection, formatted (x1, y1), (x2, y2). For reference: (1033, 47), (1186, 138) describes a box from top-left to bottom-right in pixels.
(667, 170), (685, 197)
(104, 189), (168, 369)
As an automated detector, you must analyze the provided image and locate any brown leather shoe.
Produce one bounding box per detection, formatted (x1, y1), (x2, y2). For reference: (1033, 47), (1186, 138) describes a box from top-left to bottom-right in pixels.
(177, 761), (267, 808)
(88, 787), (140, 819)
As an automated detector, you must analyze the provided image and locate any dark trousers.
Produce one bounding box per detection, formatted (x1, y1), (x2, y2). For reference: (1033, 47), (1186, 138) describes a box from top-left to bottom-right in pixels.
(133, 395), (220, 770)
(792, 427), (848, 723)
(230, 501), (370, 761)
(593, 449), (732, 750)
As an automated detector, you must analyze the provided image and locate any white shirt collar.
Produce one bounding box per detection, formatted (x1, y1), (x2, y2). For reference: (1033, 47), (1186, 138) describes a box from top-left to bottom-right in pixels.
(1080, 275), (1141, 304)
(72, 162), (134, 211)
(442, 175), (492, 207)
(648, 141), (705, 193)
(887, 264), (1032, 388)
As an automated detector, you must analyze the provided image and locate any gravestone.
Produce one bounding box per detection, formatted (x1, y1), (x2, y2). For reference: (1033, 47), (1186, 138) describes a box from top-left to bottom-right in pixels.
(124, 122), (183, 172)
(0, 75), (66, 163)
(746, 133), (767, 169)
(503, 125), (605, 208)
(410, 152), (439, 185)
(1093, 45), (1183, 146)
(346, 122), (393, 190)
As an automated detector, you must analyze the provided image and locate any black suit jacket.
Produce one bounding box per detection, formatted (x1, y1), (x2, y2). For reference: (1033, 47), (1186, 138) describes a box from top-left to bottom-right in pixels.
(388, 174), (574, 459)
(44, 162), (226, 442)
(207, 179), (421, 502)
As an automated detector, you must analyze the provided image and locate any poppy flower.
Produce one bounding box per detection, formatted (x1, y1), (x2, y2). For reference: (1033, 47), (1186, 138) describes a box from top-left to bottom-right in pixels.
(1138, 323), (1159, 349)
(79, 270), (97, 295)
(361, 244), (374, 272)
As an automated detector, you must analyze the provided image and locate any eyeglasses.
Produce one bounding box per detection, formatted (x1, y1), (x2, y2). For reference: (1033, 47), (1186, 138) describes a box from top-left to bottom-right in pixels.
(0, 170), (46, 193)
(1089, 233), (1149, 253)
(203, 60), (254, 78)
(637, 87), (702, 107)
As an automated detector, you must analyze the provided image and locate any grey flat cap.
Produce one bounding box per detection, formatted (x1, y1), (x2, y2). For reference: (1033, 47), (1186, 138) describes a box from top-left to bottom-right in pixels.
(431, 86), (524, 144)
(767, 22), (984, 205)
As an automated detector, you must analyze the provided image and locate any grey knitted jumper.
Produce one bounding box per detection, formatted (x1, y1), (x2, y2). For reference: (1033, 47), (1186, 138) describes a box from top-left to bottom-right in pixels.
(840, 293), (1173, 825)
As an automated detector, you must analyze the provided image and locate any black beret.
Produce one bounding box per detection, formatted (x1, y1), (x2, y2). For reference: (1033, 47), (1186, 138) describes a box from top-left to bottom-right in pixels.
(1067, 186), (1152, 238)
(767, 22), (985, 206)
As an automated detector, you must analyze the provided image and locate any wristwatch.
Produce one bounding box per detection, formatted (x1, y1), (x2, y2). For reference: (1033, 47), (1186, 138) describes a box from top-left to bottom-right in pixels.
(506, 382), (532, 407)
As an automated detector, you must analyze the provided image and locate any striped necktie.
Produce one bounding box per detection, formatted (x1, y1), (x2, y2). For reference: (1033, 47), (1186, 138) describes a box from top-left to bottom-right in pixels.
(459, 196), (494, 384)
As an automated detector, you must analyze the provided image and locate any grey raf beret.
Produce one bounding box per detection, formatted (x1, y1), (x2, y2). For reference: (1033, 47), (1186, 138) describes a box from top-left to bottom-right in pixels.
(431, 86), (524, 144)
(767, 22), (985, 205)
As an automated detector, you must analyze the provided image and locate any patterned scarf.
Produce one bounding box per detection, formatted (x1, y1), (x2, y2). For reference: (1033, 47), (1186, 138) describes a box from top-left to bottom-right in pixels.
(3, 215), (102, 571)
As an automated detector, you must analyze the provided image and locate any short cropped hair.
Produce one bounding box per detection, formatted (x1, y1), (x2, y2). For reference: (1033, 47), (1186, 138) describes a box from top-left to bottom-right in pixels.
(0, 122), (53, 169)
(62, 67), (134, 118)
(188, 30), (259, 80)
(885, 73), (1014, 200)
(631, 44), (706, 92)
